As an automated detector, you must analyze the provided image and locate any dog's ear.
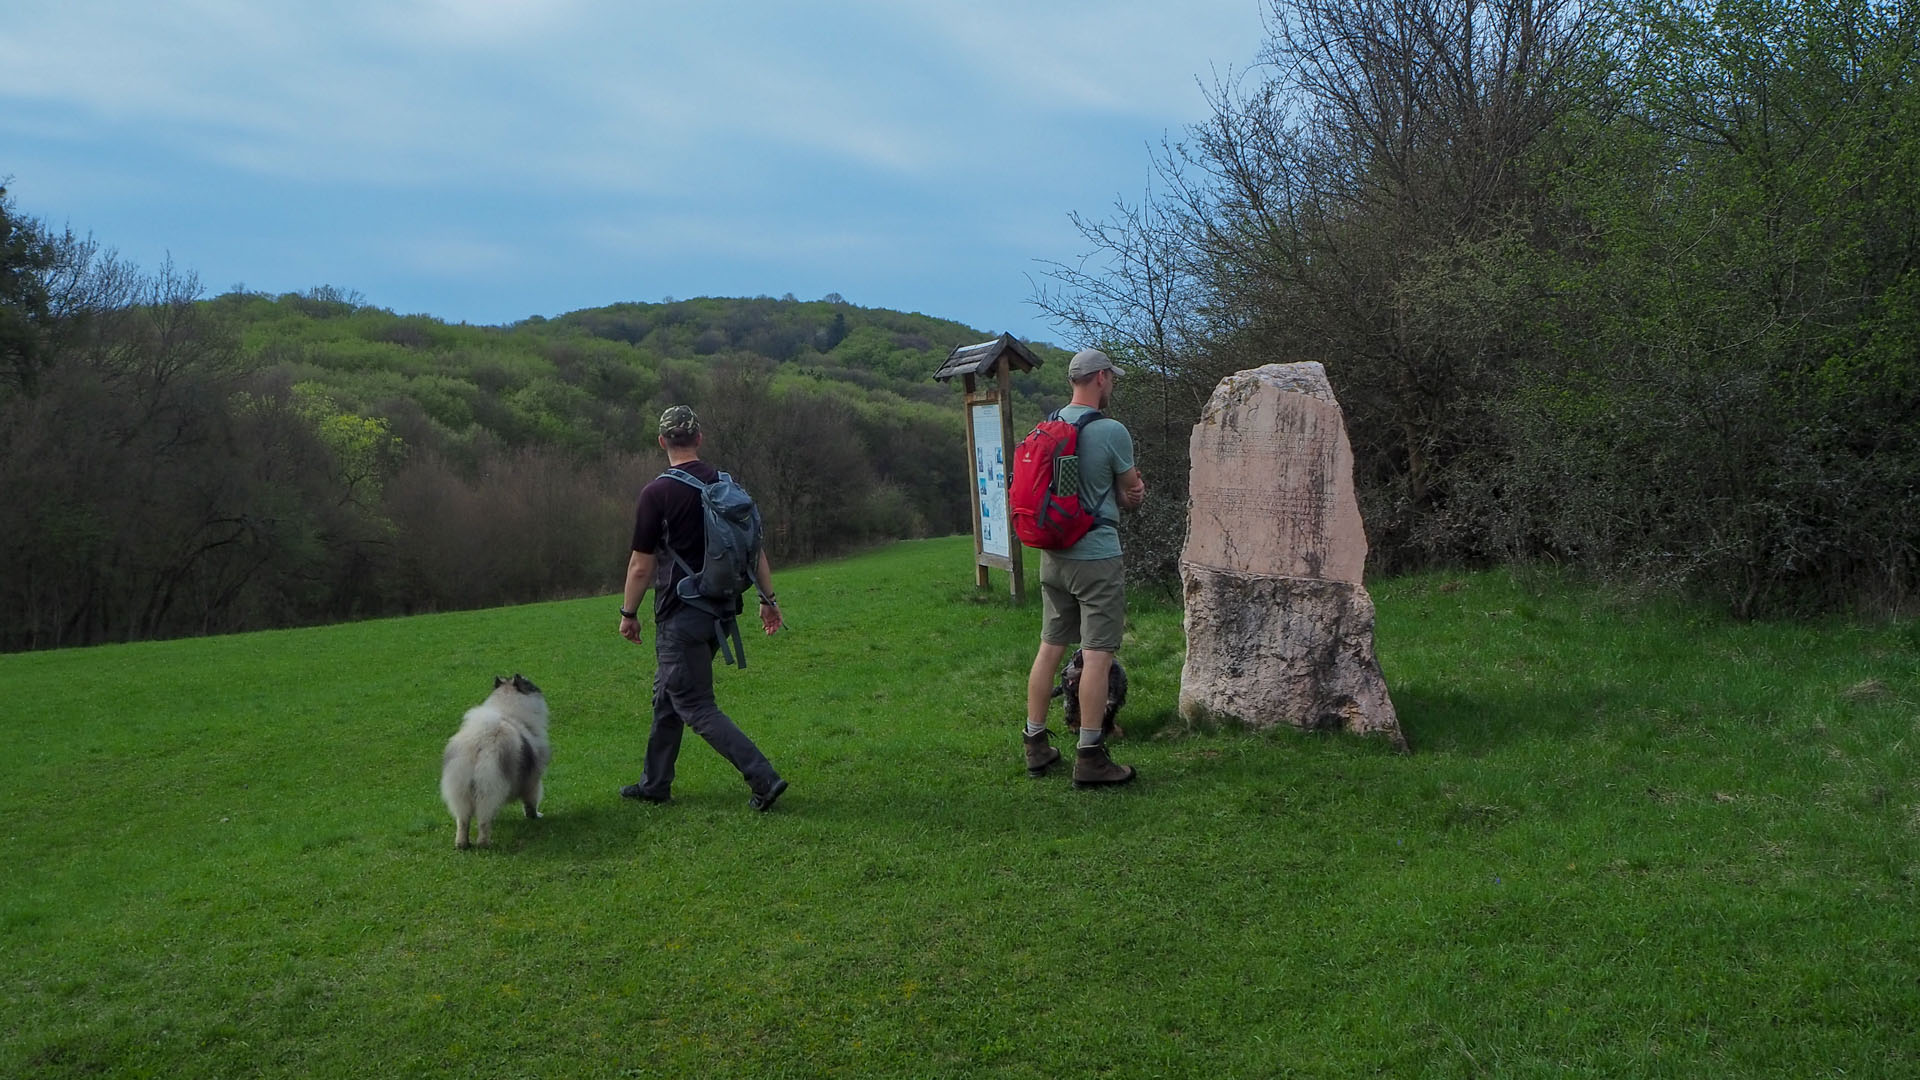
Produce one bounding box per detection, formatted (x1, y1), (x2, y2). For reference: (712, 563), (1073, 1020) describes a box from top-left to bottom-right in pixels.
(494, 675), (507, 688)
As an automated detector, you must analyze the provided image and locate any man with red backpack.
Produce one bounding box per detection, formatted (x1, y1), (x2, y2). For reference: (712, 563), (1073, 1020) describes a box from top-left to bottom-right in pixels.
(1020, 349), (1147, 787)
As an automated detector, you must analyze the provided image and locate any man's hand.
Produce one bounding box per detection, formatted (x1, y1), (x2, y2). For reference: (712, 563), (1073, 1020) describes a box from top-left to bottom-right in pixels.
(760, 600), (784, 635)
(619, 615), (643, 644)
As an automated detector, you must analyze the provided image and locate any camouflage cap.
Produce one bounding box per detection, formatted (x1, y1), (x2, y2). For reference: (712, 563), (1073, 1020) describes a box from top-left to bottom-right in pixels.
(658, 405), (701, 439)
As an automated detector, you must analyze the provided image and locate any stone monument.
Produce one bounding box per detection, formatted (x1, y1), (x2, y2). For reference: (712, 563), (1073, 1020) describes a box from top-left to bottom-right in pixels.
(1177, 362), (1406, 750)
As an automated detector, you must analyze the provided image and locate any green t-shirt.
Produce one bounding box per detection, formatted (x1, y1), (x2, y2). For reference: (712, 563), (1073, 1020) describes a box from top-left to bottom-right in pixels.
(1055, 404), (1135, 561)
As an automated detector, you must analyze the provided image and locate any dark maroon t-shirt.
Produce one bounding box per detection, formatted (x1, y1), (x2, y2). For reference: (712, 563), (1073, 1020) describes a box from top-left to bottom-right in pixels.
(631, 460), (722, 619)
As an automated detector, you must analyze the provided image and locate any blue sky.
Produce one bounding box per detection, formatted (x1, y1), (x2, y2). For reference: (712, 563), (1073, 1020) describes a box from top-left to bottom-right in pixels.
(2, 1), (1269, 348)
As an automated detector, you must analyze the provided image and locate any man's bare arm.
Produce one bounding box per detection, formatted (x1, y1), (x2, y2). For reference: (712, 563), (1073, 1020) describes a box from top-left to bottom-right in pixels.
(754, 549), (784, 634)
(618, 550), (655, 642)
(1117, 467), (1146, 510)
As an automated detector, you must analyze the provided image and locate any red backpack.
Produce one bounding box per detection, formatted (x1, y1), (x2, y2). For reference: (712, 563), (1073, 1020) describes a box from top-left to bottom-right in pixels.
(1010, 409), (1110, 549)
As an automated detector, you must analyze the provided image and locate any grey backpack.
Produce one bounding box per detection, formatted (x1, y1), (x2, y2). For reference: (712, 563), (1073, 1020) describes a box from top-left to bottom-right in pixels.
(662, 468), (763, 667)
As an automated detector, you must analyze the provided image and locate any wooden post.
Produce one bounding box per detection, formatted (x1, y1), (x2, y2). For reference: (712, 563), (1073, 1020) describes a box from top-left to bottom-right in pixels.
(998, 360), (1024, 602)
(962, 372), (990, 589)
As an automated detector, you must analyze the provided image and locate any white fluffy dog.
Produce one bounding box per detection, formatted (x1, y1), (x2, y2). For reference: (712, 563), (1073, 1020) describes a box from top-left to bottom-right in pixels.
(440, 674), (550, 849)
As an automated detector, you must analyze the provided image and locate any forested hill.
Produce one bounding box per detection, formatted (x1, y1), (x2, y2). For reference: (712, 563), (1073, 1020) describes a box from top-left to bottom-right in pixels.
(552, 295), (1057, 399)
(226, 288), (1069, 461)
(0, 213), (1073, 649)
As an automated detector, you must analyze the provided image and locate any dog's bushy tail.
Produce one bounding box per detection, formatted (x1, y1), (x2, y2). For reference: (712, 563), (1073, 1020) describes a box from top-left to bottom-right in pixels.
(441, 721), (516, 829)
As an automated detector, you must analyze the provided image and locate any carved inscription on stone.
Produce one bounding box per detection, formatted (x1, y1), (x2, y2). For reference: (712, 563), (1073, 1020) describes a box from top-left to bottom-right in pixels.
(1181, 363), (1367, 584)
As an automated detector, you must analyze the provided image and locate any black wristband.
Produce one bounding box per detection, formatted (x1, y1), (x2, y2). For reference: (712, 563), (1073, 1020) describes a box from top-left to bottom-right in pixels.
(619, 607), (638, 619)
(758, 594), (777, 606)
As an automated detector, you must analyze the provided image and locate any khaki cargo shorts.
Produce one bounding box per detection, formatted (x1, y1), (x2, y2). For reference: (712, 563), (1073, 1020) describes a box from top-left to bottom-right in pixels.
(1040, 554), (1126, 652)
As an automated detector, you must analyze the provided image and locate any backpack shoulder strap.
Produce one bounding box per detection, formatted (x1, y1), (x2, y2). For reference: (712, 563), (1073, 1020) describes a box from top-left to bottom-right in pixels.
(662, 467), (707, 492)
(1070, 410), (1116, 529)
(1045, 408), (1103, 431)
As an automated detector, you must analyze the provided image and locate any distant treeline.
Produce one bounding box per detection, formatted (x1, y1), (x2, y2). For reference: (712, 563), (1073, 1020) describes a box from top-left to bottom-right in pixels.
(1042, 0), (1919, 618)
(0, 209), (1069, 650)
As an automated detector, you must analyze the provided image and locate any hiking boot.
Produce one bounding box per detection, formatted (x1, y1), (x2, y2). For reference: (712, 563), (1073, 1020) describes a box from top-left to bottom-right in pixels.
(620, 783), (670, 804)
(1024, 729), (1061, 777)
(1072, 743), (1136, 788)
(749, 778), (789, 812)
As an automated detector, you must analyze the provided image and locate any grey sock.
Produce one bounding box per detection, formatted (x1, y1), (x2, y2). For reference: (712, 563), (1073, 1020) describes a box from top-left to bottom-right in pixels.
(1077, 726), (1104, 748)
(1024, 722), (1047, 737)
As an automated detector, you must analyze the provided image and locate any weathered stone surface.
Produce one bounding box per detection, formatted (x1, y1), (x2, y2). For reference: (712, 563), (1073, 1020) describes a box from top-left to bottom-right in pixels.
(1178, 569), (1404, 748)
(1178, 362), (1405, 748)
(1181, 362), (1368, 583)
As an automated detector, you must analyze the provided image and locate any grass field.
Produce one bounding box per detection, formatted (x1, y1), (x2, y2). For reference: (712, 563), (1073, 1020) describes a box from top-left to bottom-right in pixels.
(5, 535), (1918, 1078)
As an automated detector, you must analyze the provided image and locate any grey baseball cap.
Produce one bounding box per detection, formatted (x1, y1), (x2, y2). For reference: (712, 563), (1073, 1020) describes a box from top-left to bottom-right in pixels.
(1068, 348), (1121, 379)
(658, 405), (701, 438)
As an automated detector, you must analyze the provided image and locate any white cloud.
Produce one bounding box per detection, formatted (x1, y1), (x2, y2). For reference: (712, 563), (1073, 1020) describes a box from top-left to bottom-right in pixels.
(365, 0), (587, 48)
(875, 0), (1267, 120)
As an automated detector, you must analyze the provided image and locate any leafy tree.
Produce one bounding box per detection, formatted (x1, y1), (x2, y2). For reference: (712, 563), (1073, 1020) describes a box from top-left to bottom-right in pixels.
(1498, 0), (1920, 613)
(0, 184), (56, 396)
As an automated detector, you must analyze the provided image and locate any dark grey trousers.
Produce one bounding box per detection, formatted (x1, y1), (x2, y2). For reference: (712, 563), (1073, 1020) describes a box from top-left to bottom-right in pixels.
(637, 605), (780, 798)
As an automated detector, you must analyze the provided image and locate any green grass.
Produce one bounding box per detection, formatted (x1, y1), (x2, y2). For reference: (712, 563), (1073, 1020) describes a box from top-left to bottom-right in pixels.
(4, 536), (1917, 1078)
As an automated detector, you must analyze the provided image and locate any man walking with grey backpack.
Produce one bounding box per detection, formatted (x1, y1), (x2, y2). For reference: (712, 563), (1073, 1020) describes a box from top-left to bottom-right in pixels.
(617, 406), (789, 812)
